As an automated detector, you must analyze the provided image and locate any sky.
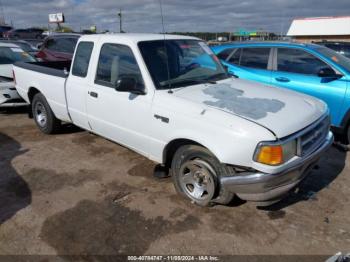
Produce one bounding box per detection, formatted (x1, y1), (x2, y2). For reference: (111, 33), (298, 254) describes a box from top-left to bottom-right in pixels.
(1, 0), (350, 33)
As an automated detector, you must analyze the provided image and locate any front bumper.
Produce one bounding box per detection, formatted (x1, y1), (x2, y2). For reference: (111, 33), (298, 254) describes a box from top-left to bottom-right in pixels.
(220, 131), (333, 204)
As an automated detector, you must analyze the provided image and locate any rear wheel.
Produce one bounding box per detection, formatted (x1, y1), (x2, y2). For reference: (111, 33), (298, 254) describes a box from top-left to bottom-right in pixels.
(32, 93), (61, 134)
(171, 145), (234, 206)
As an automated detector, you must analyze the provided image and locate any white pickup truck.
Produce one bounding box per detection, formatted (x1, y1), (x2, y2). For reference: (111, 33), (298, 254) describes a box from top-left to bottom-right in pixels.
(13, 34), (333, 206)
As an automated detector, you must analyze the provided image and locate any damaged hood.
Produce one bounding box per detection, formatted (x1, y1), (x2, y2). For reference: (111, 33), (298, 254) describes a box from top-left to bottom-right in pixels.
(172, 78), (327, 138)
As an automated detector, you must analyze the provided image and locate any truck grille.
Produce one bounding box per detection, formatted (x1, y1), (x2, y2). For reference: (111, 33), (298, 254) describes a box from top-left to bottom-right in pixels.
(298, 115), (330, 157)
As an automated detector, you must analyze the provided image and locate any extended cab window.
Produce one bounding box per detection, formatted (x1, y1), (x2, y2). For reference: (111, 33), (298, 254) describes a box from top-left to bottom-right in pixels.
(95, 43), (144, 88)
(72, 42), (94, 77)
(239, 48), (270, 69)
(277, 48), (331, 75)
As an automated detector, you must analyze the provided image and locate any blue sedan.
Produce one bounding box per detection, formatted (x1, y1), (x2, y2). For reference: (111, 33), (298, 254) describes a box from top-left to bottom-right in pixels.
(212, 42), (350, 139)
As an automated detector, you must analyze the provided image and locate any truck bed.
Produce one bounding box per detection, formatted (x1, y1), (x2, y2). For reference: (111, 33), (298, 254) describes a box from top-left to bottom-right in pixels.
(14, 61), (71, 78)
(13, 61), (72, 122)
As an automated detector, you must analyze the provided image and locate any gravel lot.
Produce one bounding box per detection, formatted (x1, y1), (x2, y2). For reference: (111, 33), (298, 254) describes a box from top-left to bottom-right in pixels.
(0, 108), (349, 258)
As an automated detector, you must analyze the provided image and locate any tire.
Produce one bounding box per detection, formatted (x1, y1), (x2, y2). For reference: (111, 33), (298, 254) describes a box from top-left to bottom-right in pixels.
(171, 145), (235, 206)
(346, 125), (350, 145)
(32, 93), (61, 134)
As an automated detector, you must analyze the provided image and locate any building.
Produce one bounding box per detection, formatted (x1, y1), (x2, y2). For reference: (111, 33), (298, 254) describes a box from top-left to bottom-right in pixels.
(287, 16), (350, 43)
(232, 29), (276, 41)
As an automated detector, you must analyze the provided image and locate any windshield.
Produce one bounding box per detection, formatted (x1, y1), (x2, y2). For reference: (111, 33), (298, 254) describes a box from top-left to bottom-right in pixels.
(0, 47), (36, 64)
(15, 42), (37, 53)
(138, 39), (228, 89)
(315, 46), (350, 73)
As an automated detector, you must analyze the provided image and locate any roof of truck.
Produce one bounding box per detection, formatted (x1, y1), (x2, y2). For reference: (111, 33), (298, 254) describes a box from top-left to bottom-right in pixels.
(79, 33), (200, 43)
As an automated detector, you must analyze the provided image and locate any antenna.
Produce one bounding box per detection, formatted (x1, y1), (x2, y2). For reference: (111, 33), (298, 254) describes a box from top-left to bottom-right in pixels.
(159, 0), (171, 90)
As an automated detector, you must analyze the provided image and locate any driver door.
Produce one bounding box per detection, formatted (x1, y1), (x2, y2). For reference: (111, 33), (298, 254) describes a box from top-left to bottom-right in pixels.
(86, 43), (154, 156)
(271, 47), (347, 124)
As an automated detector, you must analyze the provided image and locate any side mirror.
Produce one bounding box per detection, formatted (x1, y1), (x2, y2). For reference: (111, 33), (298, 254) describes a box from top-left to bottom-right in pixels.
(318, 67), (339, 78)
(115, 76), (146, 95)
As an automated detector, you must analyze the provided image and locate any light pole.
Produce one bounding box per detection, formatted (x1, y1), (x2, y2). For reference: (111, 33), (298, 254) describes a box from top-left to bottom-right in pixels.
(118, 8), (122, 33)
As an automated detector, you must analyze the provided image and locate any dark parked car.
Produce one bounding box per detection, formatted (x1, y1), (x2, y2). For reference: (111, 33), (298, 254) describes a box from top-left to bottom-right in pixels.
(35, 33), (80, 61)
(314, 41), (350, 58)
(4, 28), (44, 39)
(0, 40), (38, 56)
(0, 25), (12, 38)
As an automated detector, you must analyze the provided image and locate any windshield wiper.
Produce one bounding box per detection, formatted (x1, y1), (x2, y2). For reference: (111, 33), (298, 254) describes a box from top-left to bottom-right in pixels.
(160, 78), (216, 89)
(205, 72), (229, 81)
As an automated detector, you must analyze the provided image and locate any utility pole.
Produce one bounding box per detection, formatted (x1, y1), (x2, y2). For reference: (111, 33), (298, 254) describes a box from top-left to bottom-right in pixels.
(118, 8), (122, 33)
(0, 0), (5, 25)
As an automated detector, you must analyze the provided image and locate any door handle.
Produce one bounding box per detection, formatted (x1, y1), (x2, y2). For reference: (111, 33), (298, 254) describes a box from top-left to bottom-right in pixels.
(89, 91), (98, 98)
(275, 77), (290, 83)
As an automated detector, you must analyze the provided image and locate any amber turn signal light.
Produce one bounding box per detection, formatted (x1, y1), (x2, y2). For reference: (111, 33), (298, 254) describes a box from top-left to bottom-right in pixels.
(256, 145), (283, 165)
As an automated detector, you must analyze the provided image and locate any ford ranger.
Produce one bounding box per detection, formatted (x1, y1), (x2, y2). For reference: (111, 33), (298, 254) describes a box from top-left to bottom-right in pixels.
(13, 34), (333, 206)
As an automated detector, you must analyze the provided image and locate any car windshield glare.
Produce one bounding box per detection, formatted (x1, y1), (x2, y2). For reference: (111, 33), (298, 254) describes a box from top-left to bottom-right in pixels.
(316, 46), (350, 73)
(138, 39), (228, 89)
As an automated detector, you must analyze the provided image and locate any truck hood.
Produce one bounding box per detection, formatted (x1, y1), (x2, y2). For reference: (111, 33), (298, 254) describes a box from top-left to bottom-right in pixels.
(172, 78), (327, 138)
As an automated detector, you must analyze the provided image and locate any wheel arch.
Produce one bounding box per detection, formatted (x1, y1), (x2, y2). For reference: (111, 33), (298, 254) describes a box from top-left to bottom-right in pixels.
(163, 138), (216, 168)
(28, 87), (41, 104)
(337, 105), (350, 132)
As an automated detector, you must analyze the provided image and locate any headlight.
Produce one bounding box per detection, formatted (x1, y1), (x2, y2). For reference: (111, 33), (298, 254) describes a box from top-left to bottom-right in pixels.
(255, 139), (297, 166)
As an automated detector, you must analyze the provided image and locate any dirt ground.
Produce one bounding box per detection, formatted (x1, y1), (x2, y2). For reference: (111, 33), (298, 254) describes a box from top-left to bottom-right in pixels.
(0, 107), (349, 258)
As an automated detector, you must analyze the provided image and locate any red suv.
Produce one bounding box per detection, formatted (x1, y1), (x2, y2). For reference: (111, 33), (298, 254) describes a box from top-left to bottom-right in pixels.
(36, 34), (80, 61)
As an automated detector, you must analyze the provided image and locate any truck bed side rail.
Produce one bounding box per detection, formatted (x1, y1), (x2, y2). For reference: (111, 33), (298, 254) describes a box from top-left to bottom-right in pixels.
(14, 61), (71, 78)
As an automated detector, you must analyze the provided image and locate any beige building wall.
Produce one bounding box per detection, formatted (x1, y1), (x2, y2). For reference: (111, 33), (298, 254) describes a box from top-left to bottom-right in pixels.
(293, 35), (350, 43)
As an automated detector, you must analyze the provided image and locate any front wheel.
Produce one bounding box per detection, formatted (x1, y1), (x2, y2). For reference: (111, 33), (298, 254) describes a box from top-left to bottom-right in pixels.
(171, 145), (234, 206)
(32, 93), (61, 134)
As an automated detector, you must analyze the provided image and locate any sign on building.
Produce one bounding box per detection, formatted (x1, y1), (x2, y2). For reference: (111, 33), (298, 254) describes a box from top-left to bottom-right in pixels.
(49, 13), (65, 24)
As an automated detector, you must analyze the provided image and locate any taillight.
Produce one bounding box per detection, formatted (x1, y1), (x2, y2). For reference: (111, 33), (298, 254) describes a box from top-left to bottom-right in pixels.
(12, 70), (16, 85)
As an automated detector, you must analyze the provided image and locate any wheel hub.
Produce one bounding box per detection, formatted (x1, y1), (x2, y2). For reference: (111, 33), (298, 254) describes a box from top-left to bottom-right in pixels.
(179, 159), (216, 202)
(34, 102), (47, 127)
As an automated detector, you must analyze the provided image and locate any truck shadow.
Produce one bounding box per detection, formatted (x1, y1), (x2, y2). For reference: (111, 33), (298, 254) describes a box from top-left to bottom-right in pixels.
(0, 106), (29, 115)
(0, 133), (31, 224)
(259, 145), (346, 211)
(57, 123), (83, 135)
